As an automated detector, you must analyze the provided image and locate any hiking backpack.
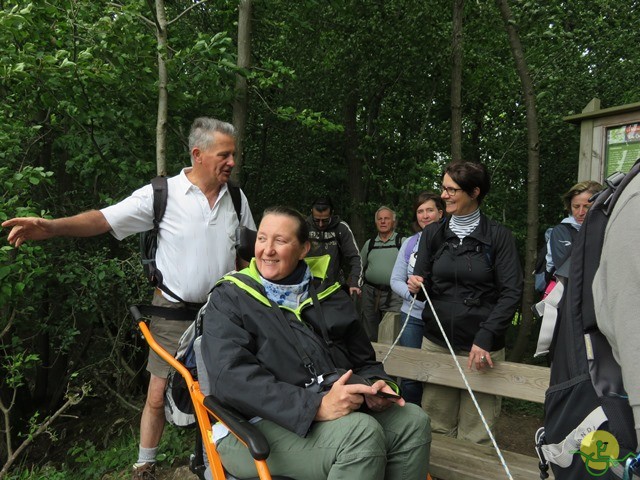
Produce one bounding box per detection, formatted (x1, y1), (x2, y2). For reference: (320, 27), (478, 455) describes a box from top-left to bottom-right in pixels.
(538, 161), (640, 479)
(365, 232), (403, 257)
(139, 176), (242, 303)
(164, 311), (203, 428)
(532, 223), (577, 293)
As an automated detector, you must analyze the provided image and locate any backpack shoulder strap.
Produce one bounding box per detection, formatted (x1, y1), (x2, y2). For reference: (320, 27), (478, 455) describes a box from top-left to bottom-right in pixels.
(404, 234), (420, 263)
(147, 176), (187, 304)
(367, 232), (403, 258)
(151, 176), (168, 230)
(485, 219), (499, 268)
(228, 183), (242, 223)
(366, 233), (377, 258)
(426, 221), (447, 270)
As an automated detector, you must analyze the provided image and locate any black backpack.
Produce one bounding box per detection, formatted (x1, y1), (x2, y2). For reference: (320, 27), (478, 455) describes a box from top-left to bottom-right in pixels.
(539, 162), (640, 479)
(140, 176), (242, 303)
(365, 232), (403, 257)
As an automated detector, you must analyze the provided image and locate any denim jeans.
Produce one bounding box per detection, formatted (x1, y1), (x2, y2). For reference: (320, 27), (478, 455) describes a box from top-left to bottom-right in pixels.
(398, 313), (424, 405)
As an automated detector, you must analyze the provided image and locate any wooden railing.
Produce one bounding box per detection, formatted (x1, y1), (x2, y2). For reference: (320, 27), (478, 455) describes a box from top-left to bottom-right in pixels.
(373, 316), (552, 480)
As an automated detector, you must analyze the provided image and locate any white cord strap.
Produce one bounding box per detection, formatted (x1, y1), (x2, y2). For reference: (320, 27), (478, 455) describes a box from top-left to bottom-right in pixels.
(420, 283), (514, 480)
(381, 294), (417, 364)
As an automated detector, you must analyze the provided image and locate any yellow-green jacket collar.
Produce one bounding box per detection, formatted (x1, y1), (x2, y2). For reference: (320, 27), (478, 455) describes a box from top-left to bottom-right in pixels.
(219, 255), (339, 310)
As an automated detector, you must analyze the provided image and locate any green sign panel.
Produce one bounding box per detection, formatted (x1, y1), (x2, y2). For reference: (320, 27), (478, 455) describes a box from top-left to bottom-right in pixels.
(606, 123), (640, 176)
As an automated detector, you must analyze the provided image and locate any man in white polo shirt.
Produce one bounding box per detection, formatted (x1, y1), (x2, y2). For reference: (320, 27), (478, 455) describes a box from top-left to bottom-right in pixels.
(2, 117), (256, 479)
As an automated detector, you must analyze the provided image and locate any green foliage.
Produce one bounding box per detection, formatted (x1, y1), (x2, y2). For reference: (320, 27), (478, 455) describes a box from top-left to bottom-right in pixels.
(2, 351), (39, 390)
(1, 0), (640, 474)
(30, 425), (194, 479)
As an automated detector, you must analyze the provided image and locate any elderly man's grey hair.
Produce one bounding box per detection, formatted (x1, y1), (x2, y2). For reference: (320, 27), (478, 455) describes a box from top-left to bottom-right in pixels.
(375, 206), (396, 222)
(188, 118), (236, 163)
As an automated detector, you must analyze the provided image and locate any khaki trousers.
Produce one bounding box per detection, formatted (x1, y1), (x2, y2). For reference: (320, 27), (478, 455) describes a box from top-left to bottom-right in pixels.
(420, 337), (504, 445)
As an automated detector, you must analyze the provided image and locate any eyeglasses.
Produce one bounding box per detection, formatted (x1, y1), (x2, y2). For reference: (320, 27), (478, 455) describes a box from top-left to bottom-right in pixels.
(441, 185), (464, 197)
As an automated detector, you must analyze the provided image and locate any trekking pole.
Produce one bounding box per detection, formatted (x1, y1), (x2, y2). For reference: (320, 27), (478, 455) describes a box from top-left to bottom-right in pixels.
(381, 294), (417, 364)
(534, 427), (550, 479)
(420, 283), (514, 480)
(624, 452), (640, 480)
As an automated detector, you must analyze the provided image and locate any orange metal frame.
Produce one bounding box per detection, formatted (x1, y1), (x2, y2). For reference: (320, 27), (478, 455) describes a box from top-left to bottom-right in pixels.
(137, 320), (273, 480)
(138, 319), (432, 480)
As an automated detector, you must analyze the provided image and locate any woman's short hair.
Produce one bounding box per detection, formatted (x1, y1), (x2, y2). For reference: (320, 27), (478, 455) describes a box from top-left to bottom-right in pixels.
(412, 191), (445, 233)
(443, 162), (491, 205)
(561, 180), (603, 211)
(262, 206), (310, 244)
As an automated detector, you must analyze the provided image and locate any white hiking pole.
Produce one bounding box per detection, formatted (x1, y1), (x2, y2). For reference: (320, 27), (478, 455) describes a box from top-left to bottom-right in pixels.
(418, 282), (514, 480)
(381, 294), (417, 364)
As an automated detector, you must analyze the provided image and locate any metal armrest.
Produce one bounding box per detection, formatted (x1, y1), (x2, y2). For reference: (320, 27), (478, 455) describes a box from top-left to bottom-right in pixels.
(203, 395), (270, 461)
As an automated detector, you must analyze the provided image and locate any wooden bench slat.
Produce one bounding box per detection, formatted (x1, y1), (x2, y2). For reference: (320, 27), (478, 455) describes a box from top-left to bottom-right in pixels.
(373, 343), (550, 403)
(430, 434), (553, 480)
(371, 331), (554, 480)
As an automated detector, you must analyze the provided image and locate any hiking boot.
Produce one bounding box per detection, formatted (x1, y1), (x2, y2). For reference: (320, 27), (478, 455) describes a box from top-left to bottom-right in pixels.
(132, 462), (157, 480)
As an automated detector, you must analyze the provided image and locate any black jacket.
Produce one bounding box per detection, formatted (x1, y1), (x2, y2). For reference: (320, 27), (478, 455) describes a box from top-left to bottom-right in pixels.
(200, 256), (393, 437)
(413, 213), (522, 352)
(306, 215), (363, 288)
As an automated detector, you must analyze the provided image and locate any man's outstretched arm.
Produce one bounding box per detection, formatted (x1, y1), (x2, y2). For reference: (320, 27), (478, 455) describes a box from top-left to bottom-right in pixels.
(2, 210), (112, 247)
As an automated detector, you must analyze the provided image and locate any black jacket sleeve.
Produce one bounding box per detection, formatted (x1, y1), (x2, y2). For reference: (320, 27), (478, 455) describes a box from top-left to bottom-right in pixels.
(549, 223), (576, 277)
(473, 225), (523, 351)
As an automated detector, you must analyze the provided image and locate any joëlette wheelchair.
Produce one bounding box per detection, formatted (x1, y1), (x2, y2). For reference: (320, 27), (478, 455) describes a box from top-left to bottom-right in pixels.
(131, 227), (432, 480)
(130, 304), (293, 480)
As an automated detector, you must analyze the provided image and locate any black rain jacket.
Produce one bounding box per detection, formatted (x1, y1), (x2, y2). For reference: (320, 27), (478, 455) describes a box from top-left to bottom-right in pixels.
(413, 213), (523, 352)
(200, 256), (393, 437)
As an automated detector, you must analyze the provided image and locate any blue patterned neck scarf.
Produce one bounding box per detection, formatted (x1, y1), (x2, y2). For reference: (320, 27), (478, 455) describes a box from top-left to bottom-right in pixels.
(261, 264), (312, 309)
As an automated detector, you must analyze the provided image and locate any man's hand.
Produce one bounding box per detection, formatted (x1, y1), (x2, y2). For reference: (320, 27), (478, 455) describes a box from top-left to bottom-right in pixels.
(314, 370), (376, 421)
(349, 287), (361, 297)
(2, 211), (111, 247)
(364, 379), (405, 412)
(2, 217), (55, 247)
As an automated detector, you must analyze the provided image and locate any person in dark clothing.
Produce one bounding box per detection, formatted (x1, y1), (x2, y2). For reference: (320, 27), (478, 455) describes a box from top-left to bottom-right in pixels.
(306, 196), (362, 295)
(408, 161), (522, 445)
(201, 206), (431, 480)
(545, 180), (602, 279)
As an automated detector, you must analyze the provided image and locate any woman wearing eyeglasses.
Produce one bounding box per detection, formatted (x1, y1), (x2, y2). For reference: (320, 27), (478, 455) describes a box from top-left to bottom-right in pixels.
(407, 161), (522, 445)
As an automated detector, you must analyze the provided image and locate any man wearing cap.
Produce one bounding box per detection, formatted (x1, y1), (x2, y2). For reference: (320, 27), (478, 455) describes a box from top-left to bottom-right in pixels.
(306, 196), (362, 295)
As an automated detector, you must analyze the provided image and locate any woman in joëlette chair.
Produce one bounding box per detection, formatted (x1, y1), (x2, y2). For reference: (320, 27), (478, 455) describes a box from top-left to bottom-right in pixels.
(200, 206), (431, 480)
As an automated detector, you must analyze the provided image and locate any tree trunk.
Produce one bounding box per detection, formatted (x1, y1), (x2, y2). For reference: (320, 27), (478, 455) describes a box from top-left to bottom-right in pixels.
(231, 0), (252, 185)
(344, 90), (365, 246)
(155, 0), (169, 176)
(495, 0), (540, 362)
(451, 0), (464, 162)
